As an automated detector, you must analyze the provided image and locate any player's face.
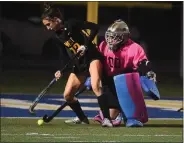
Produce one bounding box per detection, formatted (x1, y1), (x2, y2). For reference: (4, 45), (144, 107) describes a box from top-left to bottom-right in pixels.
(42, 18), (62, 31)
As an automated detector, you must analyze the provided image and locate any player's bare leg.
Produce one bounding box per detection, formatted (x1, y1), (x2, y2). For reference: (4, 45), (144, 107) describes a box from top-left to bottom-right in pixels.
(64, 73), (89, 124)
(89, 60), (102, 97)
(89, 60), (113, 127)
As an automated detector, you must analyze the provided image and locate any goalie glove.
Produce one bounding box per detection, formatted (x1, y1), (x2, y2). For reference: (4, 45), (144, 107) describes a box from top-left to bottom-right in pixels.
(77, 45), (87, 56)
(137, 59), (157, 82)
(146, 71), (156, 82)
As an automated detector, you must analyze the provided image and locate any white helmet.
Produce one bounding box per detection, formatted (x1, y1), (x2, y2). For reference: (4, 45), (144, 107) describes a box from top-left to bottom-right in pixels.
(105, 19), (130, 51)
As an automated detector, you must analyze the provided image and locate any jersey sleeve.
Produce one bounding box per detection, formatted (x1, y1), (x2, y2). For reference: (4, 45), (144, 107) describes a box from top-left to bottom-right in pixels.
(82, 21), (99, 46)
(98, 41), (106, 56)
(133, 45), (148, 70)
(68, 19), (99, 47)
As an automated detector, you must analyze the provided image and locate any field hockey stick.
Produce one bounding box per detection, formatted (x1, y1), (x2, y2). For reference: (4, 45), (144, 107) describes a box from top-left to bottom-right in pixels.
(177, 107), (183, 112)
(42, 77), (92, 123)
(42, 85), (87, 123)
(29, 52), (82, 114)
(29, 78), (57, 114)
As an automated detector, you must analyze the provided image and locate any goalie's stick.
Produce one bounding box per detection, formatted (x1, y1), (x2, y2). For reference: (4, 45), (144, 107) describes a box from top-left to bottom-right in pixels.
(29, 52), (81, 114)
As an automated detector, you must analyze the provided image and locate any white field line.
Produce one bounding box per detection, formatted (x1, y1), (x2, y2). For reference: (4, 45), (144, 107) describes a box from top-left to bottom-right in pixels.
(1, 133), (182, 137)
(50, 98), (98, 103)
(69, 141), (120, 143)
(1, 98), (183, 114)
(1, 98), (182, 105)
(1, 102), (182, 111)
(2, 133), (79, 139)
(1, 98), (100, 110)
(0, 117), (183, 120)
(35, 136), (80, 139)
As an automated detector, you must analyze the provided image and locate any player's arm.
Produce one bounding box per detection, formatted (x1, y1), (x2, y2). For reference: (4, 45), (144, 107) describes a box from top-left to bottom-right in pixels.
(81, 21), (99, 46)
(137, 60), (156, 82)
(133, 46), (156, 82)
(68, 19), (99, 46)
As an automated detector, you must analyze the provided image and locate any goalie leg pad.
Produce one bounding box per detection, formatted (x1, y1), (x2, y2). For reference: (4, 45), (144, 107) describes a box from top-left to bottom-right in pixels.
(140, 76), (160, 100)
(113, 73), (148, 123)
(84, 77), (92, 90)
(126, 119), (143, 127)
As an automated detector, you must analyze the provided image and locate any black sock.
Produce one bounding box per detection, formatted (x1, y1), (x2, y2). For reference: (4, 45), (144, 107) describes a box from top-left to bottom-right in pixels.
(97, 94), (110, 119)
(67, 100), (86, 121)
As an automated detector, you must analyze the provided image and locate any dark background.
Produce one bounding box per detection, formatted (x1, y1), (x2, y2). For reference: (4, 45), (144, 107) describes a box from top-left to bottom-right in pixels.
(0, 1), (183, 79)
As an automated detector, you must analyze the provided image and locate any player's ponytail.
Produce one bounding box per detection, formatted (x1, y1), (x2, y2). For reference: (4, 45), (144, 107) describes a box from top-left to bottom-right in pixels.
(41, 2), (64, 21)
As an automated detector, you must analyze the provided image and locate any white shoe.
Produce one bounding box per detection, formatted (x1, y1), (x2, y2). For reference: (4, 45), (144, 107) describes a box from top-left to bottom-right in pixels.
(102, 118), (113, 127)
(112, 113), (122, 126)
(65, 117), (89, 124)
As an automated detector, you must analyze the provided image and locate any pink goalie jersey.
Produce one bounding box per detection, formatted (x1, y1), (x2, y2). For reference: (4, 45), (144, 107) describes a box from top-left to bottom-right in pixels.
(98, 39), (148, 76)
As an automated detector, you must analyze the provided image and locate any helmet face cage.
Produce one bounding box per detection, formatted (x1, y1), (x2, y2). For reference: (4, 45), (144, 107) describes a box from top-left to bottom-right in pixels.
(105, 20), (130, 51)
(105, 31), (123, 50)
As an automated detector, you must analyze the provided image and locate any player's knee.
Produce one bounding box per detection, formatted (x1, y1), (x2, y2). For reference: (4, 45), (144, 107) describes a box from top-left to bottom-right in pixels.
(91, 80), (101, 96)
(64, 93), (74, 102)
(91, 84), (100, 96)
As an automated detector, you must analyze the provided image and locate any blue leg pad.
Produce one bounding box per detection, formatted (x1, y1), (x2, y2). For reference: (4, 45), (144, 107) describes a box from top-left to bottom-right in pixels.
(126, 119), (144, 127)
(140, 76), (160, 100)
(84, 77), (92, 90)
(113, 73), (148, 123)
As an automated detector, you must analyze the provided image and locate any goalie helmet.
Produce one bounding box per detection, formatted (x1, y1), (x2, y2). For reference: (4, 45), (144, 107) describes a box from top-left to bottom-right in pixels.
(105, 19), (130, 51)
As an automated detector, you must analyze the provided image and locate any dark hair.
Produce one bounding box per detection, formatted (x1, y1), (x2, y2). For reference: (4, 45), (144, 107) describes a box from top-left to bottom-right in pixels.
(41, 3), (63, 20)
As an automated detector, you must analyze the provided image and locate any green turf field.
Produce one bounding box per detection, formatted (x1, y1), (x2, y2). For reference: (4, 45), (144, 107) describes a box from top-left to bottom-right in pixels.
(1, 118), (183, 142)
(1, 70), (183, 97)
(1, 70), (183, 142)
